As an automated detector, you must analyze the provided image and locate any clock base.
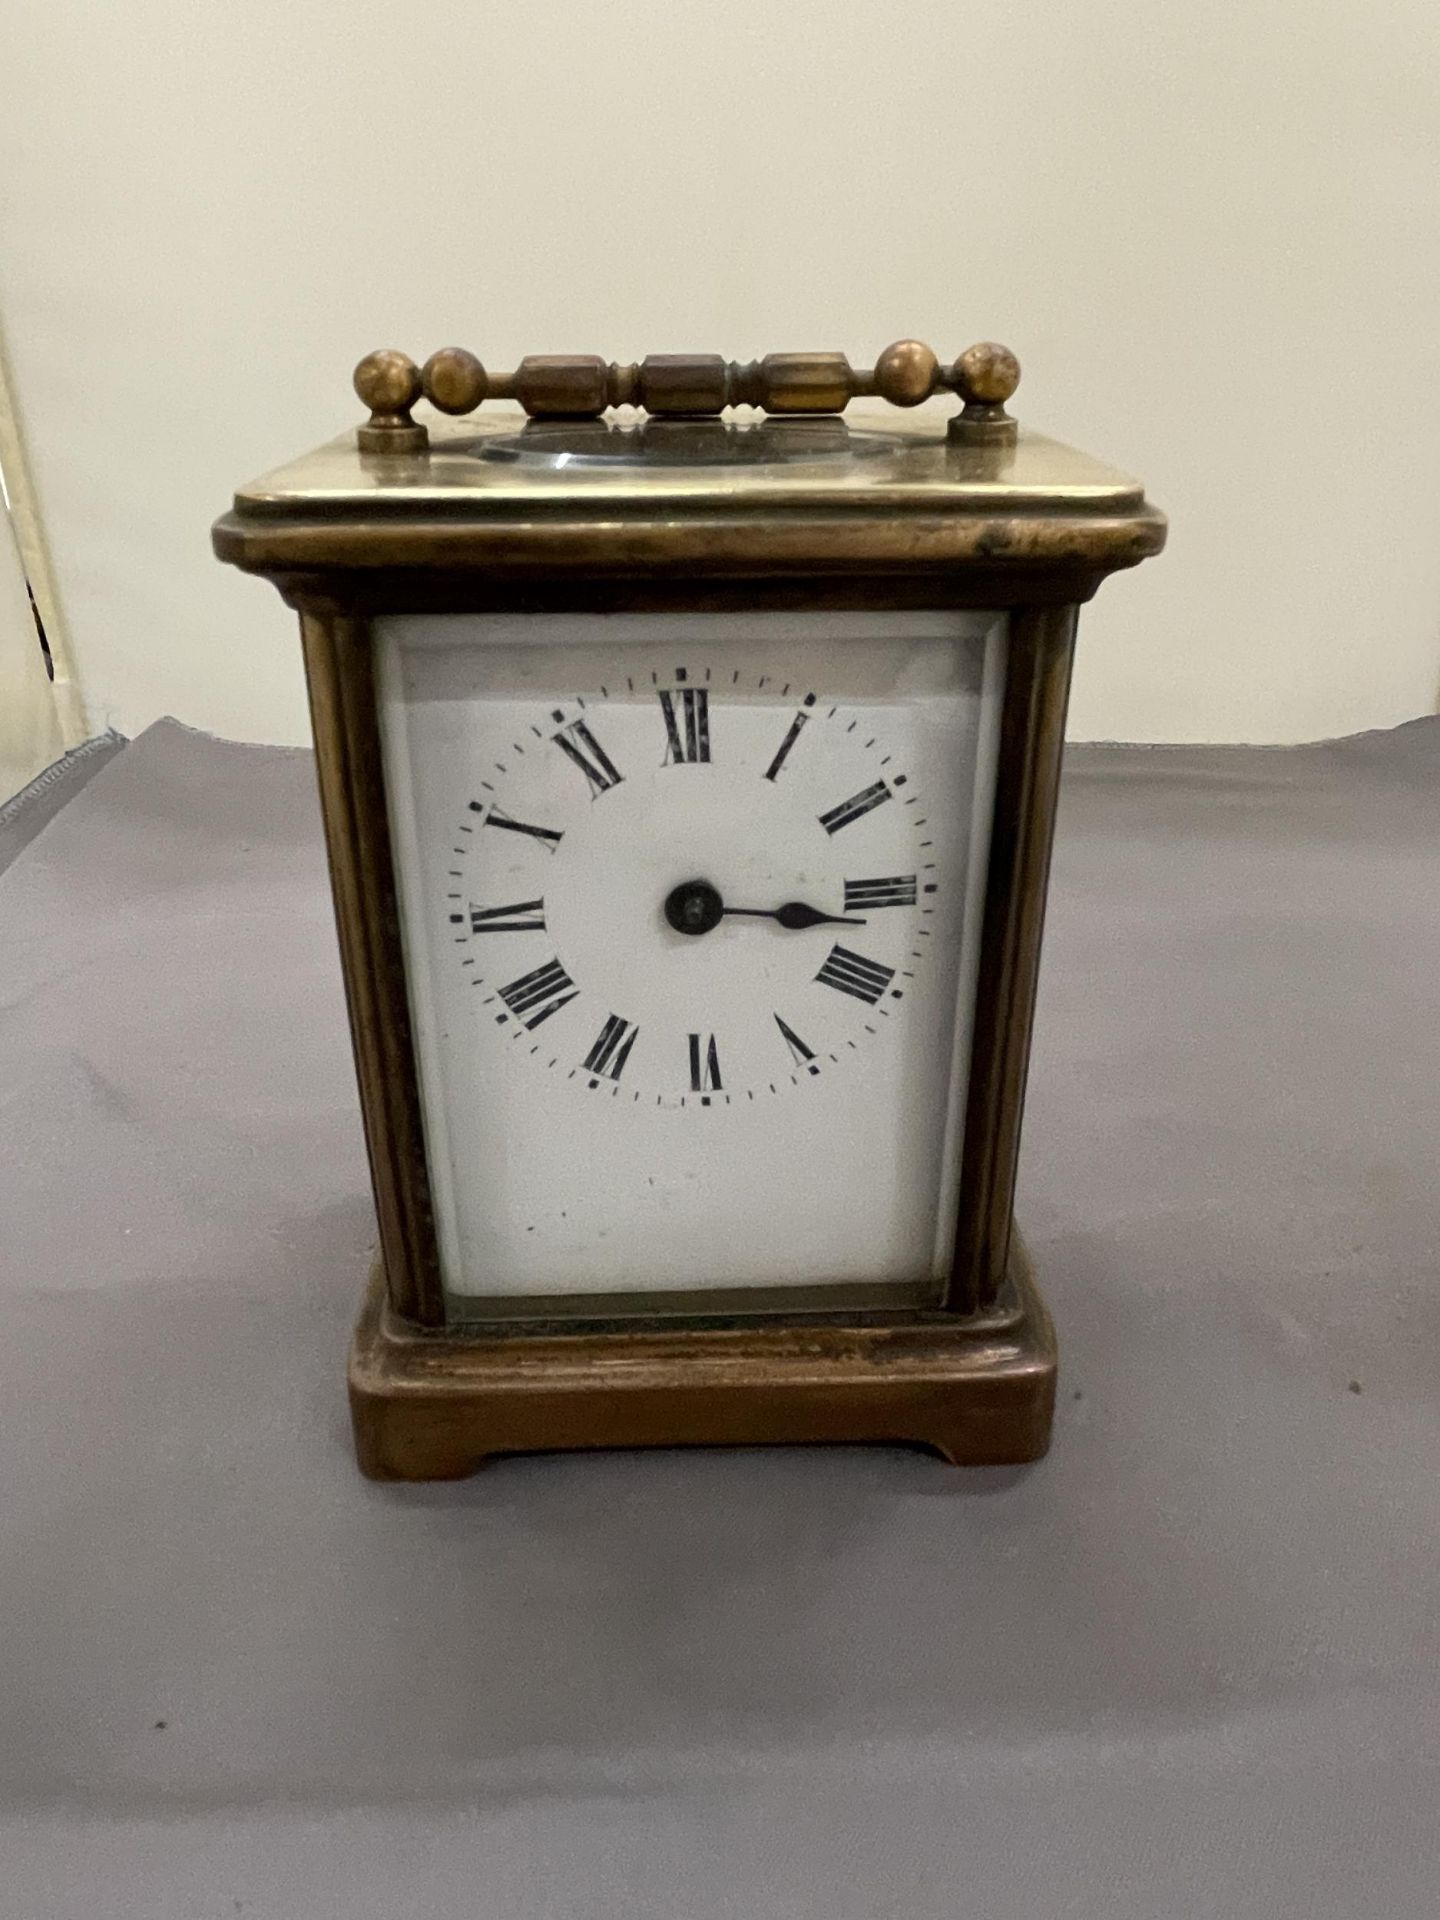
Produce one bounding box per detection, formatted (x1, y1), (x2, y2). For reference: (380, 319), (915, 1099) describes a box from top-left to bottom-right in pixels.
(347, 1238), (1056, 1480)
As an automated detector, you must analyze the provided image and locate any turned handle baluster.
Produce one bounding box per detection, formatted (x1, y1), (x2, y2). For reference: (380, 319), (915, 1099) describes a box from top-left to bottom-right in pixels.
(352, 339), (1021, 452)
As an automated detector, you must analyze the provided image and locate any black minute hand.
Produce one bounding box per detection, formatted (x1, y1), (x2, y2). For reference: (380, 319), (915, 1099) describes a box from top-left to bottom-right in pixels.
(723, 902), (867, 930)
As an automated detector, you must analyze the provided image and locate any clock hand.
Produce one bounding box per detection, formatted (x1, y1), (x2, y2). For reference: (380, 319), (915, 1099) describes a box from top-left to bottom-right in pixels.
(662, 879), (866, 937)
(723, 902), (867, 930)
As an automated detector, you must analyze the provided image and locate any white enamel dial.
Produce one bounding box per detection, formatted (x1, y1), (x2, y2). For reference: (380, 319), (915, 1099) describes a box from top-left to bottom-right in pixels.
(454, 671), (935, 1103)
(379, 611), (1005, 1307)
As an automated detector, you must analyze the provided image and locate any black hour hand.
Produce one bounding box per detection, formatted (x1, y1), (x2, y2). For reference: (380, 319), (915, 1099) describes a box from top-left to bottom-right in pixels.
(726, 901), (866, 930)
(662, 880), (865, 939)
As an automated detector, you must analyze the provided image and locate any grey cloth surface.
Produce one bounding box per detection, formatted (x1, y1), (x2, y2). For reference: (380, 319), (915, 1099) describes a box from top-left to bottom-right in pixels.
(2, 716), (1438, 1918)
(0, 730), (126, 878)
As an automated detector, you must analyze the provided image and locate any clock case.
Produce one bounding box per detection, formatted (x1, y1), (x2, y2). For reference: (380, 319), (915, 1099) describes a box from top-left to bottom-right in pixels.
(213, 349), (1165, 1478)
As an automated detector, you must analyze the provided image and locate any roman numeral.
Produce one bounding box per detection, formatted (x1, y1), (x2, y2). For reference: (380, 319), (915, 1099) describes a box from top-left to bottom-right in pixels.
(582, 1013), (639, 1081)
(774, 1013), (816, 1069)
(469, 899), (546, 933)
(688, 1033), (722, 1092)
(471, 801), (563, 850)
(658, 687), (710, 764)
(818, 780), (891, 835)
(498, 957), (578, 1029)
(814, 944), (895, 1005)
(551, 715), (623, 796)
(843, 875), (917, 910)
(763, 693), (816, 782)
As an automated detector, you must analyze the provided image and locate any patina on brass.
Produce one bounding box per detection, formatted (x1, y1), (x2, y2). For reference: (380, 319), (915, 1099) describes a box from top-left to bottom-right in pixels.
(215, 408), (1159, 597)
(350, 338), (1022, 454)
(349, 1241), (1055, 1481)
(214, 352), (1165, 1478)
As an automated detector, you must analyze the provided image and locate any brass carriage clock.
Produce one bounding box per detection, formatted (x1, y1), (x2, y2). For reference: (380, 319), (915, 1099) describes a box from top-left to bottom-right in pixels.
(213, 337), (1165, 1479)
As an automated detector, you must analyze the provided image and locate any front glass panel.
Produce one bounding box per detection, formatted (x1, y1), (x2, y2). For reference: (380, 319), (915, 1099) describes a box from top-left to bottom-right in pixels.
(377, 611), (1005, 1318)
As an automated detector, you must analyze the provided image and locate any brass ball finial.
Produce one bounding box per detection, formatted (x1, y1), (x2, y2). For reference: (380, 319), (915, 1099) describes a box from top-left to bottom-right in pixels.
(874, 339), (939, 407)
(353, 349), (427, 455)
(949, 342), (1021, 447)
(354, 349), (421, 414)
(422, 347), (487, 416)
(954, 342), (1020, 407)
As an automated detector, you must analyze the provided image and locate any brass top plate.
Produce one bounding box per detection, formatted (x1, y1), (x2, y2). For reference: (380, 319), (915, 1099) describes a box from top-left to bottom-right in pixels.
(215, 408), (1165, 588)
(231, 409), (1149, 520)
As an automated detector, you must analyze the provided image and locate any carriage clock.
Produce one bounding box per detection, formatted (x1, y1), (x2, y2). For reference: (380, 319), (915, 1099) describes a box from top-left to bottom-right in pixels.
(213, 337), (1165, 1479)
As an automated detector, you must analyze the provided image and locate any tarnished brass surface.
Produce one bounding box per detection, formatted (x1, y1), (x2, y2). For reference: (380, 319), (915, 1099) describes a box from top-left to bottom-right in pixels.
(216, 412), (1164, 591)
(299, 611), (443, 1325)
(874, 338), (940, 406)
(230, 411), (1138, 511)
(348, 338), (1019, 446)
(951, 342), (1025, 447)
(950, 607), (1077, 1310)
(635, 354), (729, 414)
(214, 416), (1167, 595)
(348, 1239), (1057, 1479)
(421, 346), (486, 416)
(352, 349), (427, 455)
(515, 353), (610, 417)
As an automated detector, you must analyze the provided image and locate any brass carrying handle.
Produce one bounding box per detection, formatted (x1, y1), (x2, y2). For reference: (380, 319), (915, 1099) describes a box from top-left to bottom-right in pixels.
(351, 339), (1020, 455)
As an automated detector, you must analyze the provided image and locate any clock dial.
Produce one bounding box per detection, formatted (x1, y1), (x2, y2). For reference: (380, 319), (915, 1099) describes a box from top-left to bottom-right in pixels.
(379, 610), (1005, 1303)
(448, 668), (934, 1105)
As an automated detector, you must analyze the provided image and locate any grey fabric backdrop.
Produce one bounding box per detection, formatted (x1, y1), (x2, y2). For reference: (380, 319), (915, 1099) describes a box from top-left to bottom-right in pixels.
(2, 718), (1437, 1918)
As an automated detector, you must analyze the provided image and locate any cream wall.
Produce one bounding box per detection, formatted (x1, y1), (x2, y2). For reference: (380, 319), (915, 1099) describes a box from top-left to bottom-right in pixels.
(1, 0), (1437, 748)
